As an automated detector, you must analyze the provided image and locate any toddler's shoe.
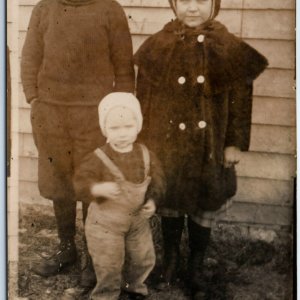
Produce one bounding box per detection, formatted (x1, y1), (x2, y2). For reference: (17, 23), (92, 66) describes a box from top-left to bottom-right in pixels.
(61, 286), (91, 300)
(31, 239), (77, 277)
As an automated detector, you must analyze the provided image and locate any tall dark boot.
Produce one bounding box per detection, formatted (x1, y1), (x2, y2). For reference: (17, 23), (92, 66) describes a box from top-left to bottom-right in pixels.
(187, 218), (211, 299)
(158, 216), (185, 289)
(32, 199), (77, 277)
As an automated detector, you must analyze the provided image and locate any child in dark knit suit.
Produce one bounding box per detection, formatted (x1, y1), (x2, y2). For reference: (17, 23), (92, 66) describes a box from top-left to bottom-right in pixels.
(73, 93), (165, 300)
(21, 0), (134, 289)
(134, 0), (268, 298)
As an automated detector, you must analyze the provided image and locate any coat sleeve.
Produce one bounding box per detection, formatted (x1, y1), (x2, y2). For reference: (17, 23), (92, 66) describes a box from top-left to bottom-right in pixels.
(225, 81), (253, 151)
(73, 153), (104, 204)
(108, 1), (135, 93)
(21, 3), (44, 103)
(224, 39), (268, 151)
(145, 151), (166, 208)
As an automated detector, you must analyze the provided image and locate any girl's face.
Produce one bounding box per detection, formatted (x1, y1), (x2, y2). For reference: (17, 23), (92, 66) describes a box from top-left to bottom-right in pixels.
(105, 106), (138, 153)
(173, 0), (213, 28)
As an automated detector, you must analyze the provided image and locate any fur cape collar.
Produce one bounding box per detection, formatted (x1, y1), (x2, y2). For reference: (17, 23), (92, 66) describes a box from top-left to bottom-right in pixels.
(134, 19), (268, 93)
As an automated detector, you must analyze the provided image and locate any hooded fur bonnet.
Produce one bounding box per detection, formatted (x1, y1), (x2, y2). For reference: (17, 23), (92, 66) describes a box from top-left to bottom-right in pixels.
(168, 0), (221, 20)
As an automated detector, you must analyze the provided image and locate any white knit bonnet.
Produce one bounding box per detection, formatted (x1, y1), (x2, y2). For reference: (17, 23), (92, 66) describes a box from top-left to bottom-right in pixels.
(98, 92), (143, 137)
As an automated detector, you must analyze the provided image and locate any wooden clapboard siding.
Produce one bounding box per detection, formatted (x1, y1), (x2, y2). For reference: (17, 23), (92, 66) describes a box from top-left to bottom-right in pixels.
(242, 10), (295, 40)
(221, 202), (293, 226)
(233, 177), (294, 206)
(243, 0), (295, 10)
(252, 97), (296, 126)
(254, 69), (295, 98)
(236, 152), (295, 181)
(13, 0), (296, 227)
(249, 125), (296, 154)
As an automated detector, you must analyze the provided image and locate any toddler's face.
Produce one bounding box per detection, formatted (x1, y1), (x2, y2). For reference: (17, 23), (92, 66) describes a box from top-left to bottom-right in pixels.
(174, 0), (212, 28)
(105, 106), (138, 153)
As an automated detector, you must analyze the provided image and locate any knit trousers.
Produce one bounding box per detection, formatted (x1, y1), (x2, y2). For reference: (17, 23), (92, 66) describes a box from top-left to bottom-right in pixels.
(30, 101), (103, 241)
(53, 199), (89, 240)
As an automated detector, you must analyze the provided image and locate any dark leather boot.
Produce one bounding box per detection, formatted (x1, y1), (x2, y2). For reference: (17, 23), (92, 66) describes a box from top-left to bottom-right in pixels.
(80, 251), (97, 288)
(31, 239), (77, 277)
(157, 216), (185, 289)
(60, 252), (95, 300)
(187, 218), (211, 299)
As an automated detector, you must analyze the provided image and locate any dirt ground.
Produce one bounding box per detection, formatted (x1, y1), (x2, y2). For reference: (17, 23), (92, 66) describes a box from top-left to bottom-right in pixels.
(17, 203), (293, 300)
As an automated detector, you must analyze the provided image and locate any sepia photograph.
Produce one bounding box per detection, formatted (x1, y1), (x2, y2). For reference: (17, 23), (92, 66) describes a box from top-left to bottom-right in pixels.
(7, 0), (295, 299)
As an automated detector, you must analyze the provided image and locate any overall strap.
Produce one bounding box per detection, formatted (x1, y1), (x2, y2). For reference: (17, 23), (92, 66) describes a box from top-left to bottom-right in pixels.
(94, 148), (125, 181)
(139, 144), (150, 179)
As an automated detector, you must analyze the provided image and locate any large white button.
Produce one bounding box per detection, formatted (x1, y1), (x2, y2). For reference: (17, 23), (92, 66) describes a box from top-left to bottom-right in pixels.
(197, 34), (205, 43)
(198, 121), (207, 129)
(178, 76), (186, 84)
(197, 75), (205, 84)
(179, 123), (186, 130)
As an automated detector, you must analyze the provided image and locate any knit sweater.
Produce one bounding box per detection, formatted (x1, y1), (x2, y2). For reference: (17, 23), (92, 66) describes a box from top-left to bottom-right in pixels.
(21, 0), (134, 105)
(73, 143), (166, 206)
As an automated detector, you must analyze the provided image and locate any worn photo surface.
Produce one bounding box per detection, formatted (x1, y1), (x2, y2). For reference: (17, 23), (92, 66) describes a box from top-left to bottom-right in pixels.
(7, 0), (295, 299)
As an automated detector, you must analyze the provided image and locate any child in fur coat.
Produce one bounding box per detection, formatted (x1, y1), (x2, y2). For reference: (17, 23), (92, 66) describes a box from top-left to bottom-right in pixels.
(134, 0), (268, 298)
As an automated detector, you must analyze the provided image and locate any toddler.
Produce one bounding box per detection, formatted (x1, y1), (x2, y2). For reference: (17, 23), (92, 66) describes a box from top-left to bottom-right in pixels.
(73, 93), (166, 300)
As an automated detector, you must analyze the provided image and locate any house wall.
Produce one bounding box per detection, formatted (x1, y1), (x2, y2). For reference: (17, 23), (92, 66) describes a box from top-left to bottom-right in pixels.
(9, 0), (296, 227)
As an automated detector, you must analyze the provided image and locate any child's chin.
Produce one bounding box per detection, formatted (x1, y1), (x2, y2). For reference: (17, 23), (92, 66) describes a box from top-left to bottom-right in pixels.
(112, 142), (133, 152)
(183, 19), (205, 28)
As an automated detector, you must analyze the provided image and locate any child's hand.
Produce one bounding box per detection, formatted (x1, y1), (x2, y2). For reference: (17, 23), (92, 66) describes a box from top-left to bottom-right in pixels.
(140, 199), (156, 219)
(90, 182), (121, 200)
(223, 146), (241, 168)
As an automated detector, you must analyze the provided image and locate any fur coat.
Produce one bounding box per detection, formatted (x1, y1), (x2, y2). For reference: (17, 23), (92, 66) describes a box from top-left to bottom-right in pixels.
(134, 19), (268, 212)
